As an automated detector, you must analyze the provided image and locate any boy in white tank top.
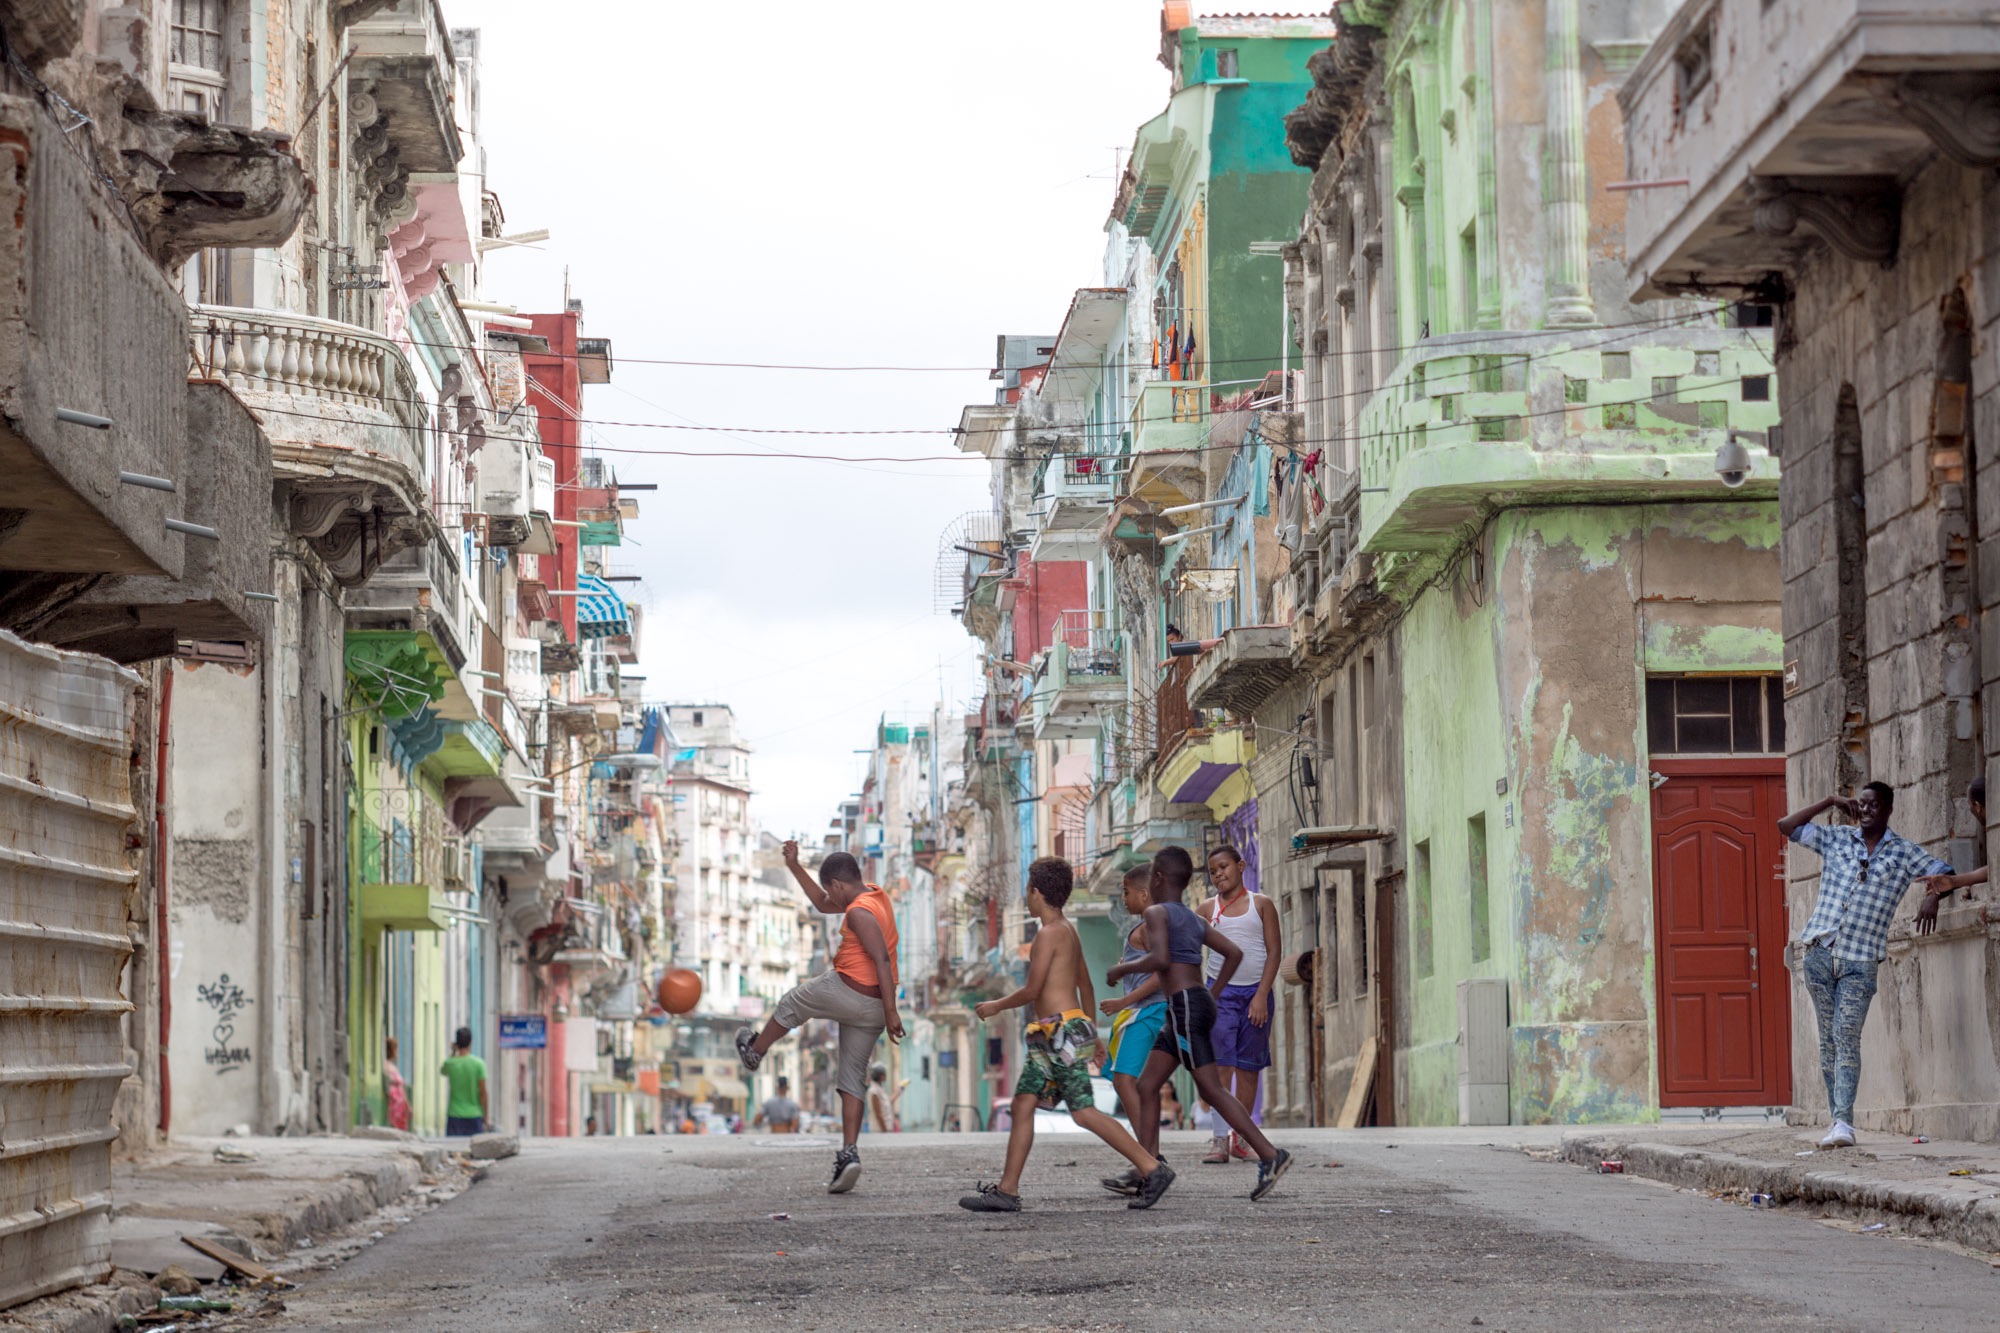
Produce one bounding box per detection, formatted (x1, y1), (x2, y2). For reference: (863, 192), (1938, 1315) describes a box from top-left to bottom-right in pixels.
(1195, 846), (1281, 1164)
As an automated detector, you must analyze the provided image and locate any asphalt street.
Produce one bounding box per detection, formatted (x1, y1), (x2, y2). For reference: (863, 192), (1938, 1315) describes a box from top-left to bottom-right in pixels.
(248, 1128), (2000, 1331)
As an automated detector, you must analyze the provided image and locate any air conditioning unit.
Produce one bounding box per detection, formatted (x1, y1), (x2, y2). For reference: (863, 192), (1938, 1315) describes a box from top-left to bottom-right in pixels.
(474, 435), (532, 545)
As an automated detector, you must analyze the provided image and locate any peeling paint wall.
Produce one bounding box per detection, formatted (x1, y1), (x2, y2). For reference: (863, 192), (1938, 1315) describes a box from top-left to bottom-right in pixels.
(1396, 501), (1781, 1125)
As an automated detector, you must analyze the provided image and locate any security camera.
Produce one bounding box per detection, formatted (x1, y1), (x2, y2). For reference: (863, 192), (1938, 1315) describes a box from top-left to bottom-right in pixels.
(1714, 433), (1755, 489)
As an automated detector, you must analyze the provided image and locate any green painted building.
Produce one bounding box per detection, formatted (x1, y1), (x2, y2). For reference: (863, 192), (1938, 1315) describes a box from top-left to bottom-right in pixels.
(1276, 0), (1790, 1127)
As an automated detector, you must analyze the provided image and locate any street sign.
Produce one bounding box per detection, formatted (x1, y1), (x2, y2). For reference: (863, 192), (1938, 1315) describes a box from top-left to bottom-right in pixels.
(498, 1014), (547, 1049)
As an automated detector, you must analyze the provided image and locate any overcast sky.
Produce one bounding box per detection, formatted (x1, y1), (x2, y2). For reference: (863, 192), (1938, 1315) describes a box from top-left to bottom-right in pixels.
(456, 0), (1182, 838)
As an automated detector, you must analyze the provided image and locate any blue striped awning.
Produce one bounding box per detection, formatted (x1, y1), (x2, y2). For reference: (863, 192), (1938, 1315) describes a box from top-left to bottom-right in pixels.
(574, 572), (629, 640)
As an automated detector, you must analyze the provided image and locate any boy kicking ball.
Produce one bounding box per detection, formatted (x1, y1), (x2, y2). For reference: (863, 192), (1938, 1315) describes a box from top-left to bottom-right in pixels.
(959, 857), (1176, 1213)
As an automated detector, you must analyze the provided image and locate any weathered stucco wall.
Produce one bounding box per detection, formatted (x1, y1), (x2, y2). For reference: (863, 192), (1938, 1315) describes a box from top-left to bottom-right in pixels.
(1397, 501), (1781, 1125)
(1774, 147), (2000, 1142)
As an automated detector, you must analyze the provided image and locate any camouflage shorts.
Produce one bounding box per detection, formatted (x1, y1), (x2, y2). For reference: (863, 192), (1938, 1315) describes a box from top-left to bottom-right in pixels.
(1014, 1011), (1097, 1112)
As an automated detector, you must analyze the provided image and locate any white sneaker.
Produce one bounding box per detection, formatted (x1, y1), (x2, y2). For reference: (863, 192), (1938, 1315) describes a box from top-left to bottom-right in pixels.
(1818, 1121), (1856, 1149)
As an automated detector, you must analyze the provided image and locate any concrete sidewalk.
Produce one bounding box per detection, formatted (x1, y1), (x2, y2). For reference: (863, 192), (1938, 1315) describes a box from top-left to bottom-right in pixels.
(3, 1131), (506, 1333)
(1559, 1124), (2000, 1252)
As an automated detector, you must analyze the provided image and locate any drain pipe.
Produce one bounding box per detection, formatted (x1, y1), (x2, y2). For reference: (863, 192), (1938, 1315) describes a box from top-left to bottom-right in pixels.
(156, 664), (173, 1136)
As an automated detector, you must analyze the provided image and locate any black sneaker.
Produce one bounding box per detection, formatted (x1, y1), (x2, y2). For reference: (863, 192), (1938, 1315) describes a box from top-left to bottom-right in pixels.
(827, 1145), (860, 1194)
(734, 1026), (762, 1072)
(1101, 1150), (1168, 1195)
(1250, 1147), (1292, 1201)
(1100, 1167), (1142, 1196)
(958, 1182), (1021, 1213)
(1129, 1160), (1177, 1210)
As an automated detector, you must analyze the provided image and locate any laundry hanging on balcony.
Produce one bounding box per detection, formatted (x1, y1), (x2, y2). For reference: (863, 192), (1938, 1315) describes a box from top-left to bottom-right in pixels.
(574, 572), (630, 641)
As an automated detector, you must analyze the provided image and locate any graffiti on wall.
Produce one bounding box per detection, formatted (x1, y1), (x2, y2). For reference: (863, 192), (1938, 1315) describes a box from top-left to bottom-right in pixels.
(197, 973), (254, 1073)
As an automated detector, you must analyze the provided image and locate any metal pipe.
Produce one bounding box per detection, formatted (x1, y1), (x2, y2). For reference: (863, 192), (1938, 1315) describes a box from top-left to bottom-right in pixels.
(1161, 495), (1245, 517)
(56, 407), (112, 429)
(119, 471), (176, 492)
(165, 518), (221, 540)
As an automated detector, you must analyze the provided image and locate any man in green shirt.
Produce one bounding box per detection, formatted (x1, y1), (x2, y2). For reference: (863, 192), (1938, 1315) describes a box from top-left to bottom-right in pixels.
(441, 1026), (487, 1136)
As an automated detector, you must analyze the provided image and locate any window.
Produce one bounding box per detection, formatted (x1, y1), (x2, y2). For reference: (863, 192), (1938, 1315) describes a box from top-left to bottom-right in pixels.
(1468, 814), (1490, 963)
(1412, 841), (1433, 978)
(1352, 875), (1370, 999)
(1323, 878), (1342, 1000)
(171, 0), (225, 71)
(1215, 48), (1239, 78)
(1673, 15), (1714, 117)
(1460, 224), (1478, 329)
(1646, 675), (1787, 754)
(1742, 375), (1771, 402)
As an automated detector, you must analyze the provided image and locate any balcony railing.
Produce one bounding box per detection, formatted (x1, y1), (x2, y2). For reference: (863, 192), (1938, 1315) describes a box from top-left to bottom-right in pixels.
(1052, 610), (1121, 675)
(1155, 657), (1195, 756)
(1130, 379), (1208, 453)
(189, 306), (430, 484)
(1357, 327), (1779, 553)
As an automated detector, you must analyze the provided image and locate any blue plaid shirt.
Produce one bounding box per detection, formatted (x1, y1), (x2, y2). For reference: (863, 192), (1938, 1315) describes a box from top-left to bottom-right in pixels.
(1790, 822), (1953, 962)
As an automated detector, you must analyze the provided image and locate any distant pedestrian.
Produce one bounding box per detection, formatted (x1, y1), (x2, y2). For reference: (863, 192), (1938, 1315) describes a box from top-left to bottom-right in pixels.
(1159, 1082), (1184, 1132)
(585, 1114), (598, 1137)
(867, 1064), (907, 1133)
(383, 1037), (411, 1133)
(958, 857), (1173, 1213)
(736, 841), (902, 1195)
(441, 1027), (487, 1137)
(754, 1077), (802, 1133)
(1195, 845), (1280, 1164)
(1108, 846), (1292, 1200)
(1780, 783), (1956, 1148)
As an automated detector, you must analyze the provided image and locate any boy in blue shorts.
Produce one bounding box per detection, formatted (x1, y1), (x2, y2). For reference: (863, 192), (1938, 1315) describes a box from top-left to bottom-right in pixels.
(1099, 865), (1170, 1196)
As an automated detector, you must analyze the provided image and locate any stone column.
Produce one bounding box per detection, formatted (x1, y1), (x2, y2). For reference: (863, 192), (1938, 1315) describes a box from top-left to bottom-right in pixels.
(1544, 0), (1597, 326)
(1473, 1), (1502, 328)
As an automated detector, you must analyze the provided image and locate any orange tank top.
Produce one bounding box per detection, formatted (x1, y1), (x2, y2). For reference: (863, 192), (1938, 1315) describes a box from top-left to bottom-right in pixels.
(834, 886), (899, 988)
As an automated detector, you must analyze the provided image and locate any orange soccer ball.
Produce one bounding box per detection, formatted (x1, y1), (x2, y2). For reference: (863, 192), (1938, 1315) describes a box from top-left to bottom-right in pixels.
(656, 968), (703, 1015)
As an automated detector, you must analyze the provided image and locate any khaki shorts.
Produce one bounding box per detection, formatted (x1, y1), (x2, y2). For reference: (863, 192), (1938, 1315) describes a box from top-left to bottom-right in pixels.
(773, 970), (885, 1100)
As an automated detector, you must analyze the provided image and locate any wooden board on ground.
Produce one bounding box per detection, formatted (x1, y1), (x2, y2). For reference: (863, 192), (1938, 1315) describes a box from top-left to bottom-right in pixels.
(181, 1234), (279, 1283)
(1336, 1036), (1377, 1129)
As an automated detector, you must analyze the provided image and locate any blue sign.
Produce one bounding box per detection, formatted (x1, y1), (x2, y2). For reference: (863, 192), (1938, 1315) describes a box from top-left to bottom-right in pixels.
(498, 1014), (547, 1050)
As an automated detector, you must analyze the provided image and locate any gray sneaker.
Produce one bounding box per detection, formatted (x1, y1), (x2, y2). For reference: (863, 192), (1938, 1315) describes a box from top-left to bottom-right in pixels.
(1129, 1160), (1177, 1210)
(735, 1026), (762, 1072)
(827, 1144), (861, 1194)
(958, 1182), (1021, 1213)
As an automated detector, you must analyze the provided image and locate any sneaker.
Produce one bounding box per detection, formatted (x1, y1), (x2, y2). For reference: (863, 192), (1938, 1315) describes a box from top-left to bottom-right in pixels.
(1250, 1147), (1293, 1201)
(958, 1182), (1020, 1213)
(827, 1145), (861, 1194)
(1818, 1121), (1856, 1149)
(1201, 1134), (1231, 1164)
(1229, 1133), (1257, 1162)
(735, 1026), (762, 1072)
(1100, 1152), (1168, 1196)
(1129, 1160), (1178, 1210)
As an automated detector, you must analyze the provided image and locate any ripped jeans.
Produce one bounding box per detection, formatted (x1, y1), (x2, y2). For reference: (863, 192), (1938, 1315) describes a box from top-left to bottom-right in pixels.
(1801, 942), (1879, 1127)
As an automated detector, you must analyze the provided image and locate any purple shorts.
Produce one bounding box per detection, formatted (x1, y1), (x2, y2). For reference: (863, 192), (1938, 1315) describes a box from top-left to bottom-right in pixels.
(1212, 984), (1271, 1072)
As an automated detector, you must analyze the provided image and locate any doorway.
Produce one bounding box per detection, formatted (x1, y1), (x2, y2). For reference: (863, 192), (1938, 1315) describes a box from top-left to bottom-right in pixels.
(1649, 758), (1791, 1107)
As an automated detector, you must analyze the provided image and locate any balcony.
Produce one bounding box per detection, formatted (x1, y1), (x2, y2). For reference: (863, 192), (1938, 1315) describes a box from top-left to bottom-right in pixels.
(1125, 380), (1207, 507)
(1030, 612), (1125, 741)
(1357, 327), (1779, 557)
(189, 305), (433, 585)
(1623, 0), (2000, 299)
(346, 532), (476, 669)
(1188, 626), (1293, 714)
(348, 0), (463, 176)
(1028, 455), (1117, 561)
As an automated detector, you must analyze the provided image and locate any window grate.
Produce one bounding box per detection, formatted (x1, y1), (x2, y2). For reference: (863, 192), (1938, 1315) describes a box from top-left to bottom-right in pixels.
(171, 0), (226, 71)
(1646, 675), (1786, 755)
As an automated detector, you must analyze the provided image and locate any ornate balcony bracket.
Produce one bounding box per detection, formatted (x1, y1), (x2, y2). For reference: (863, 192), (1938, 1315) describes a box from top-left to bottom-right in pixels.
(286, 484), (430, 588)
(1872, 73), (2000, 171)
(1750, 176), (1900, 267)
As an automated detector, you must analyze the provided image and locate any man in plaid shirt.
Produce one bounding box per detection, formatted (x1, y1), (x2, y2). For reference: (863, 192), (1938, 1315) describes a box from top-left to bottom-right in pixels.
(1780, 781), (1958, 1148)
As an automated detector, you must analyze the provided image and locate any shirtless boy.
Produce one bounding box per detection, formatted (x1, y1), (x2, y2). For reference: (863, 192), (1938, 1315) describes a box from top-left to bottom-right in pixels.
(959, 857), (1176, 1213)
(736, 842), (902, 1194)
(1099, 865), (1170, 1197)
(1108, 845), (1293, 1200)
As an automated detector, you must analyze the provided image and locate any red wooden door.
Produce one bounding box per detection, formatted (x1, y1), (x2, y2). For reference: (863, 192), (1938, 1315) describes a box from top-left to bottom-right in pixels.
(1650, 759), (1791, 1106)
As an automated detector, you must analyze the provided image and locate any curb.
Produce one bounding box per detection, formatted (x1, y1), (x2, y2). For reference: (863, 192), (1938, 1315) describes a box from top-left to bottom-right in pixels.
(1560, 1133), (2000, 1252)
